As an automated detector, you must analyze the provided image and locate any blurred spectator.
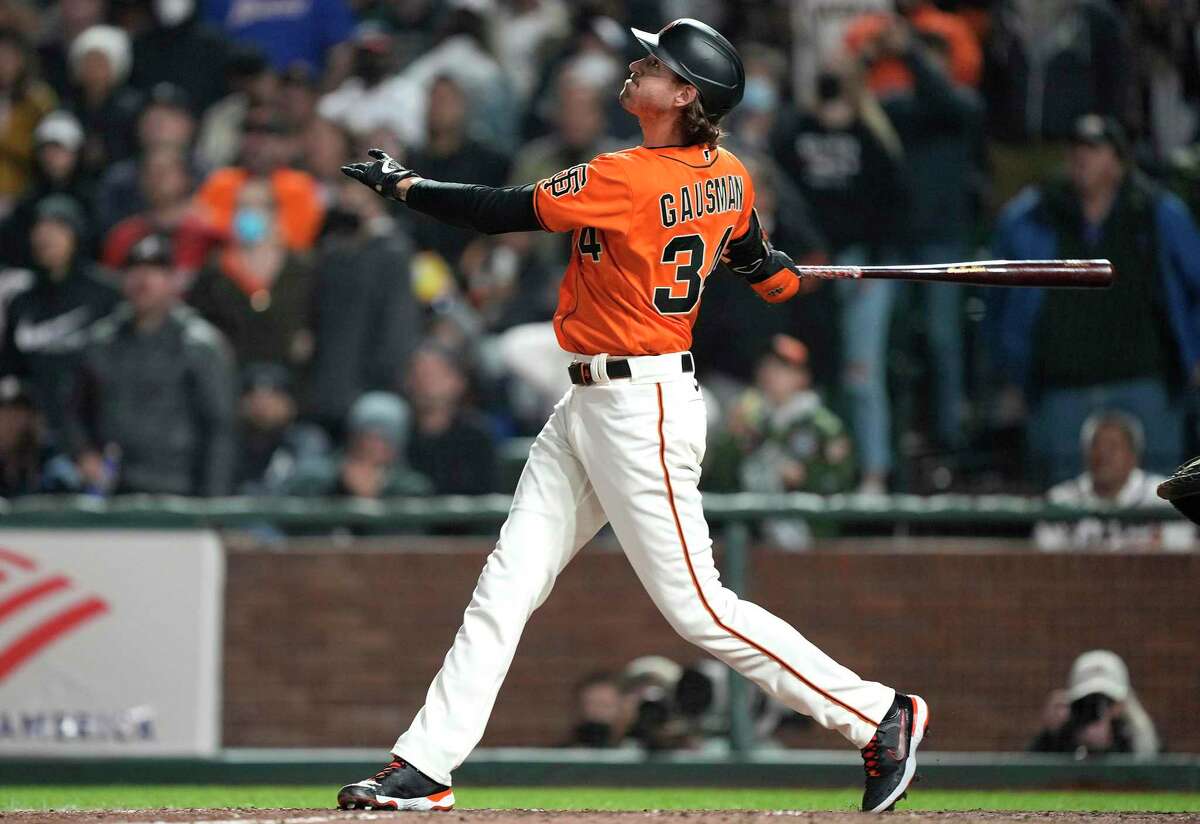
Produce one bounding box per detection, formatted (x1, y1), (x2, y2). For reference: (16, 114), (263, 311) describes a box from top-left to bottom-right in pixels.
(353, 0), (442, 67)
(1034, 410), (1195, 551)
(706, 336), (855, 549)
(620, 655), (685, 752)
(188, 176), (316, 369)
(101, 145), (221, 278)
(0, 375), (75, 496)
(194, 106), (324, 251)
(508, 68), (614, 290)
(722, 44), (787, 152)
(129, 0), (232, 115)
(321, 10), (515, 148)
(982, 0), (1132, 206)
(1126, 0), (1200, 163)
(522, 14), (630, 142)
(316, 21), (408, 140)
(195, 47), (278, 169)
(406, 74), (512, 270)
(201, 0), (354, 80)
(567, 671), (628, 748)
(65, 24), (142, 177)
(284, 391), (431, 498)
(1030, 650), (1160, 759)
(234, 361), (329, 494)
(278, 64), (320, 133)
(405, 343), (498, 495)
(992, 115), (1200, 482)
(301, 116), (353, 206)
(401, 7), (517, 149)
(36, 0), (107, 96)
(0, 110), (90, 267)
(771, 57), (907, 493)
(510, 69), (612, 193)
(67, 233), (236, 496)
(0, 27), (58, 216)
(0, 195), (118, 439)
(873, 23), (985, 453)
(457, 231), (559, 334)
(494, 0), (569, 104)
(844, 0), (982, 93)
(94, 82), (198, 236)
(307, 176), (421, 433)
(790, 0), (889, 105)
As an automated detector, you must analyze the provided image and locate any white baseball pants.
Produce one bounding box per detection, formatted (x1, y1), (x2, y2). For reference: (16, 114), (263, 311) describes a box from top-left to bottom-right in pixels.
(393, 364), (894, 784)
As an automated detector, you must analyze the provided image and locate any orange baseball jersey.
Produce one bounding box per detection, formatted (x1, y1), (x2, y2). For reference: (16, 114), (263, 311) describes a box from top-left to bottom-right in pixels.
(533, 144), (756, 356)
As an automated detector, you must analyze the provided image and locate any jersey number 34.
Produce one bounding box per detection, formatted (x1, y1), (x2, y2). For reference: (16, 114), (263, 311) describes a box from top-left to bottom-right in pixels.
(577, 226), (734, 316)
(654, 226), (733, 316)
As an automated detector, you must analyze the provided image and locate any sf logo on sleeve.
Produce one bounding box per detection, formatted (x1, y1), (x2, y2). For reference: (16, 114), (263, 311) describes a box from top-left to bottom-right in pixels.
(545, 164), (589, 198)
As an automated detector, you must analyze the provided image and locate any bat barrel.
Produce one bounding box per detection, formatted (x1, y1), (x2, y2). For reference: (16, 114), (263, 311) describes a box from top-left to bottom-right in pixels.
(852, 259), (1114, 288)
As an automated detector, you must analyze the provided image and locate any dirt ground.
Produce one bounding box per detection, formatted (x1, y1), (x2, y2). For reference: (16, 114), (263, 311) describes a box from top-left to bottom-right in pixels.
(3, 810), (1198, 824)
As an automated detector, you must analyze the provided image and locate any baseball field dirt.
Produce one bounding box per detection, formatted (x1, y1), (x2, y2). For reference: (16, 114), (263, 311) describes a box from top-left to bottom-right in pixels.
(4, 811), (1200, 824)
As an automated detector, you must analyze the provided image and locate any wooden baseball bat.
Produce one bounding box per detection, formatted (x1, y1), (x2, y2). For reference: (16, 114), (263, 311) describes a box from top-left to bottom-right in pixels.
(793, 259), (1113, 288)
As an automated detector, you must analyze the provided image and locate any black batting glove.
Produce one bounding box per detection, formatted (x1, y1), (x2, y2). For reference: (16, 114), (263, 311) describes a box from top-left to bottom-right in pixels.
(341, 148), (419, 201)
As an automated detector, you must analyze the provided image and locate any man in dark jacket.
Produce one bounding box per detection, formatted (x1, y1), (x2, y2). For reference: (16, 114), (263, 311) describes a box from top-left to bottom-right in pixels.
(67, 234), (237, 496)
(992, 115), (1200, 482)
(307, 177), (422, 434)
(872, 22), (986, 452)
(0, 195), (118, 440)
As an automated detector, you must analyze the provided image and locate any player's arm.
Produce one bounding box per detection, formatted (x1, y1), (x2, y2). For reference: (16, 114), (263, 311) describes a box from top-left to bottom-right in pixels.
(723, 208), (804, 303)
(342, 149), (543, 234)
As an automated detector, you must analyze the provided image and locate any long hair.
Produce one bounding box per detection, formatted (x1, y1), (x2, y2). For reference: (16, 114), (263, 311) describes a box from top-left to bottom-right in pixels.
(681, 97), (722, 149)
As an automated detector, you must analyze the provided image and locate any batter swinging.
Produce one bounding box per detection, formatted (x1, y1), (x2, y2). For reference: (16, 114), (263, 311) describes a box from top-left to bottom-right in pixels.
(339, 18), (929, 814)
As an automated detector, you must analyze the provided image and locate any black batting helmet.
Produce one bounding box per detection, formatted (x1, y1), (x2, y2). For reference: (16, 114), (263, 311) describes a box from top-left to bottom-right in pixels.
(631, 18), (745, 119)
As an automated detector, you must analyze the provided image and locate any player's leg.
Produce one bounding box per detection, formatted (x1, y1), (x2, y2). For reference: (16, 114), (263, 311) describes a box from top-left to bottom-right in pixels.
(573, 375), (927, 811)
(339, 391), (607, 810)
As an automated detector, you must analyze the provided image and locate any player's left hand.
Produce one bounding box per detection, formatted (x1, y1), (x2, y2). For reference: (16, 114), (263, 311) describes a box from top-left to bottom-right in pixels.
(747, 250), (803, 303)
(341, 149), (419, 200)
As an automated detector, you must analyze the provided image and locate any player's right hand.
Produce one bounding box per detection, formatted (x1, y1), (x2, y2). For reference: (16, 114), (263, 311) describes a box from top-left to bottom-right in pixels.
(341, 149), (419, 201)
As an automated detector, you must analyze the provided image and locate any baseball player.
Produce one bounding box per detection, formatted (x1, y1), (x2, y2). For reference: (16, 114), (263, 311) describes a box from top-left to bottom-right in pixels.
(338, 18), (929, 814)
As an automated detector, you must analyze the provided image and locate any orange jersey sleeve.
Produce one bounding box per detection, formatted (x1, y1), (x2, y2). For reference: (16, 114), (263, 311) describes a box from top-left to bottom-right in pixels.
(532, 153), (633, 234)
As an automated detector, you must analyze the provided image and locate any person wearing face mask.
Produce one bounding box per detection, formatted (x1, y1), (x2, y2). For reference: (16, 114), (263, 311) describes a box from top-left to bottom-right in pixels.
(187, 177), (316, 373)
(721, 46), (786, 152)
(193, 106), (325, 251)
(130, 0), (232, 116)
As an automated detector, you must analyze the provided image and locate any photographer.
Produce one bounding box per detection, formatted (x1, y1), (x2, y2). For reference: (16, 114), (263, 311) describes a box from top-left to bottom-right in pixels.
(1030, 650), (1160, 759)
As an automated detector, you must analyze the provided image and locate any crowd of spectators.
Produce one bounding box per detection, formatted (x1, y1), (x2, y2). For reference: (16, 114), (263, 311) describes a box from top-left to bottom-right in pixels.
(2, 0), (1200, 513)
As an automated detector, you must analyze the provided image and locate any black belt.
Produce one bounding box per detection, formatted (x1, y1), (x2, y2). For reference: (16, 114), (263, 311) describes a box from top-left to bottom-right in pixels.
(569, 353), (694, 386)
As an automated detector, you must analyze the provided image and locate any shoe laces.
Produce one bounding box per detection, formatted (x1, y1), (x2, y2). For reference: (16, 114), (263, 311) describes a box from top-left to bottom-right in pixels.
(861, 735), (881, 779)
(373, 758), (407, 782)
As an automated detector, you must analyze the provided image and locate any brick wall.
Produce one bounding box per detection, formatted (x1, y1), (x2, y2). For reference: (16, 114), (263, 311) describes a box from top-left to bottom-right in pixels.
(222, 538), (1200, 753)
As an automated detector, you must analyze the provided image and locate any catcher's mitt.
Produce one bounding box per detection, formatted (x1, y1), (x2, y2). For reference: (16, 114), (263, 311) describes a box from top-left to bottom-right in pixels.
(1157, 455), (1200, 524)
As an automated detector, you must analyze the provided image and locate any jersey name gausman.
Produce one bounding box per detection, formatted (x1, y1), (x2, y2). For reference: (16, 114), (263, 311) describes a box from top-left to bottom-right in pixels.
(659, 174), (745, 228)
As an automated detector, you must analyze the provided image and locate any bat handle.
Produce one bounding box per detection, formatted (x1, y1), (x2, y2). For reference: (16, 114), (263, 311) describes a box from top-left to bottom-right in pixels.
(796, 266), (863, 281)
